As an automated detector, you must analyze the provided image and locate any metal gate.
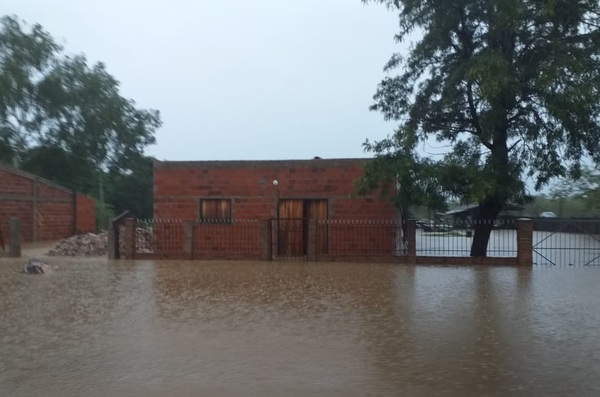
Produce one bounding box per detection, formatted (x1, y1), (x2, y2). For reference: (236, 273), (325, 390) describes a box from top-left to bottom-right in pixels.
(533, 219), (600, 266)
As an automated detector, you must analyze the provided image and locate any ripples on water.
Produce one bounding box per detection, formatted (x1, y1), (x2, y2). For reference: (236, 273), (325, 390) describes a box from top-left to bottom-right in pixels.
(1, 258), (599, 396)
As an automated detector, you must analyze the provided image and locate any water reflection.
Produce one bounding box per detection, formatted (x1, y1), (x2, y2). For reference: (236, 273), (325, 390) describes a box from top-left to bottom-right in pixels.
(1, 258), (599, 396)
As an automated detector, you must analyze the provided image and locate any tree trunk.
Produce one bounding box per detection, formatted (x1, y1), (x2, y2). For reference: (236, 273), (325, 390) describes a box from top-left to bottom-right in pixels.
(470, 220), (494, 257)
(470, 199), (502, 257)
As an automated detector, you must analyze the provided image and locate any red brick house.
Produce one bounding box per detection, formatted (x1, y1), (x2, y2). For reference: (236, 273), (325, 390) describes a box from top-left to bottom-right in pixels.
(154, 158), (395, 220)
(0, 163), (95, 246)
(147, 158), (401, 261)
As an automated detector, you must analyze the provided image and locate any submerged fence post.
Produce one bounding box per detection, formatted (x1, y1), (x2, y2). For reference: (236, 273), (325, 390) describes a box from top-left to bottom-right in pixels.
(9, 218), (21, 258)
(406, 219), (416, 264)
(517, 218), (533, 266)
(183, 220), (194, 260)
(124, 217), (136, 259)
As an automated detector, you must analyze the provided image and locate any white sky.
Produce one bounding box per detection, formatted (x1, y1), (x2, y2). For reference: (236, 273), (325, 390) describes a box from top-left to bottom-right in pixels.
(5, 0), (406, 161)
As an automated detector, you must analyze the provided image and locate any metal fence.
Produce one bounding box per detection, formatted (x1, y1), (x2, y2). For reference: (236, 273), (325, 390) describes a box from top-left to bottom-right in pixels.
(137, 219), (184, 255)
(117, 218), (263, 259)
(112, 216), (600, 266)
(533, 219), (600, 266)
(268, 219), (406, 261)
(416, 219), (517, 257)
(194, 219), (262, 258)
(317, 219), (404, 258)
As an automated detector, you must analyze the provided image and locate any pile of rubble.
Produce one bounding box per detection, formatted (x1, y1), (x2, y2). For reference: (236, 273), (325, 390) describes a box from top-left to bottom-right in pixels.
(135, 228), (154, 253)
(48, 232), (108, 257)
(47, 228), (154, 257)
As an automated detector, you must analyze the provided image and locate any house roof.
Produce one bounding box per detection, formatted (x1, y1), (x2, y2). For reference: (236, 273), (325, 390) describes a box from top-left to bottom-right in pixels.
(443, 203), (524, 216)
(0, 162), (73, 194)
(154, 158), (370, 170)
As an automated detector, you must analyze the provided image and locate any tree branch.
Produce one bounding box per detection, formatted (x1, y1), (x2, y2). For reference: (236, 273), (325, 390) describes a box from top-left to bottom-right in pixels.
(466, 82), (493, 150)
(508, 139), (521, 152)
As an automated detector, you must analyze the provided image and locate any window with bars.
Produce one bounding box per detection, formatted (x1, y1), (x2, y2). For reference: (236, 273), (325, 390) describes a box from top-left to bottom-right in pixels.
(198, 198), (232, 223)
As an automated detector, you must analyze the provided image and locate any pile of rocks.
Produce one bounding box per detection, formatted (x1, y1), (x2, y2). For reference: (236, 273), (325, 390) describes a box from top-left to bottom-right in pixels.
(117, 227), (154, 254)
(136, 228), (154, 253)
(48, 228), (155, 257)
(48, 232), (108, 257)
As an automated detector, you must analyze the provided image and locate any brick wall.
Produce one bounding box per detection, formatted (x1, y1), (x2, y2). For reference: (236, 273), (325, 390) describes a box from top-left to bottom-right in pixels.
(0, 165), (96, 244)
(36, 201), (73, 241)
(154, 159), (395, 220)
(152, 159), (396, 260)
(76, 194), (96, 233)
(193, 221), (262, 260)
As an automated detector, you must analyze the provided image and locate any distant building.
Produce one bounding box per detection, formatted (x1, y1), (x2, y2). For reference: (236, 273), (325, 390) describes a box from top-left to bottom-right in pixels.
(442, 203), (524, 225)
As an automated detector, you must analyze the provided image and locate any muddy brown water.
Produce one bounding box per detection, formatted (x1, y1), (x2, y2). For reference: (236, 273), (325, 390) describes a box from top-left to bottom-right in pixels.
(1, 256), (599, 396)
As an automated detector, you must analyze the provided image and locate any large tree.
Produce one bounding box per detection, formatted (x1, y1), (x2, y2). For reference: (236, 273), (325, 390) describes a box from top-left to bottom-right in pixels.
(20, 145), (96, 194)
(105, 155), (155, 219)
(0, 15), (60, 161)
(361, 0), (600, 256)
(0, 15), (161, 222)
(0, 15), (161, 177)
(37, 55), (161, 174)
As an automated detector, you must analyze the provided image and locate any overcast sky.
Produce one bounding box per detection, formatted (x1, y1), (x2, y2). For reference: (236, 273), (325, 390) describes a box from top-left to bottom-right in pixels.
(5, 0), (408, 161)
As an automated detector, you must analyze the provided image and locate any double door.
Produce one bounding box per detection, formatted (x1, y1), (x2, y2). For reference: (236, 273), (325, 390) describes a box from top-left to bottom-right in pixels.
(276, 199), (328, 257)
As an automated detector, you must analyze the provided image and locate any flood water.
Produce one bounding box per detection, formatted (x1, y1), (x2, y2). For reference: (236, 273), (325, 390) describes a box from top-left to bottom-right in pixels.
(1, 258), (600, 396)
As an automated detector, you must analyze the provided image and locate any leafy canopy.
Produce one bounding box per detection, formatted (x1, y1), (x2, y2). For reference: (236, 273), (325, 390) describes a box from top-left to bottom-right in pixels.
(359, 0), (600, 213)
(0, 15), (161, 171)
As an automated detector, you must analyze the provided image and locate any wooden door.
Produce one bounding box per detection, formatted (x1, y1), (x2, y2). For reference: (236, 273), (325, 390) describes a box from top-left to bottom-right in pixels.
(277, 200), (304, 256)
(305, 199), (328, 254)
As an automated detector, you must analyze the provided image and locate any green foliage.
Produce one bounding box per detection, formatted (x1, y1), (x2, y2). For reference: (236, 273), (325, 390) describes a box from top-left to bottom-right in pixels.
(356, 132), (448, 216)
(361, 0), (600, 254)
(362, 0), (600, 190)
(20, 146), (96, 194)
(0, 15), (160, 224)
(522, 195), (600, 218)
(0, 15), (161, 171)
(548, 166), (600, 213)
(38, 55), (161, 171)
(0, 15), (60, 158)
(106, 156), (155, 219)
(95, 200), (115, 232)
(0, 139), (15, 164)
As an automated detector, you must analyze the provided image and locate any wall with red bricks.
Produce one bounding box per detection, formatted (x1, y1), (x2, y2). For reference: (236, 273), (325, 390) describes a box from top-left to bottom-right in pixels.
(152, 159), (397, 259)
(154, 159), (395, 220)
(36, 202), (73, 241)
(318, 220), (398, 258)
(0, 164), (96, 244)
(76, 194), (96, 233)
(0, 168), (33, 195)
(193, 221), (262, 260)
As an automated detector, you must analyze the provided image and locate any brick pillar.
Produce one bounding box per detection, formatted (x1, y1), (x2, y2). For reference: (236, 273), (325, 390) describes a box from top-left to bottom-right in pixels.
(9, 218), (21, 258)
(406, 219), (416, 264)
(306, 219), (317, 262)
(183, 220), (194, 260)
(259, 220), (272, 261)
(517, 218), (533, 266)
(124, 217), (136, 259)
